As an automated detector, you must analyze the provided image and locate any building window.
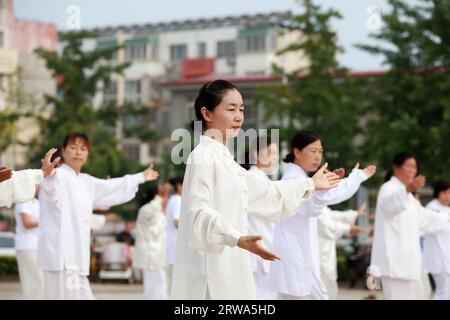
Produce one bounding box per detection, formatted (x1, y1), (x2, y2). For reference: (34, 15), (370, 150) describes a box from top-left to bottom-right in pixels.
(197, 42), (206, 57)
(160, 110), (171, 135)
(217, 40), (236, 58)
(125, 80), (141, 103)
(240, 35), (266, 53)
(103, 81), (117, 104)
(124, 144), (140, 161)
(170, 44), (187, 61)
(0, 31), (4, 48)
(125, 44), (147, 61)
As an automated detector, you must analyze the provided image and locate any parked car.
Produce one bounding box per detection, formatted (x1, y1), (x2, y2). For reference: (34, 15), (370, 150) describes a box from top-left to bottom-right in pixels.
(0, 232), (15, 257)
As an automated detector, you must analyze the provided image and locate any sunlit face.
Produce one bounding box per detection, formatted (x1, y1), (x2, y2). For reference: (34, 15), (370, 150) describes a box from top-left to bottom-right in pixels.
(201, 89), (244, 141)
(393, 158), (417, 185)
(438, 188), (450, 206)
(293, 140), (323, 173)
(62, 138), (89, 173)
(256, 143), (279, 172)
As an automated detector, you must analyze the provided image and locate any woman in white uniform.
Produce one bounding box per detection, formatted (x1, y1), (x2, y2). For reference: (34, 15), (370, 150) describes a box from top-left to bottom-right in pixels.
(37, 132), (159, 300)
(269, 131), (376, 300)
(243, 135), (279, 300)
(170, 80), (340, 300)
(423, 180), (450, 299)
(133, 184), (168, 300)
(15, 191), (44, 299)
(371, 152), (450, 300)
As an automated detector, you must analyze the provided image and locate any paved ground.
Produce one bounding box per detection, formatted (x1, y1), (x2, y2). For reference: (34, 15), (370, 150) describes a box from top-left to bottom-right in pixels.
(0, 280), (380, 300)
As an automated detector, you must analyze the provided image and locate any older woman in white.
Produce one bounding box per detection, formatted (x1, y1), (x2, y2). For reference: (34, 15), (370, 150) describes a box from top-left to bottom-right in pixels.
(133, 184), (168, 300)
(423, 180), (450, 300)
(37, 132), (159, 300)
(371, 153), (450, 300)
(0, 149), (59, 208)
(170, 80), (340, 300)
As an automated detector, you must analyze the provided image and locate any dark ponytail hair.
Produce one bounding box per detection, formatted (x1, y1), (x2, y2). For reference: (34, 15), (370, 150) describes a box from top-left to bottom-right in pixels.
(432, 180), (450, 199)
(241, 135), (273, 170)
(139, 183), (159, 207)
(190, 80), (239, 131)
(384, 152), (416, 182)
(283, 130), (323, 163)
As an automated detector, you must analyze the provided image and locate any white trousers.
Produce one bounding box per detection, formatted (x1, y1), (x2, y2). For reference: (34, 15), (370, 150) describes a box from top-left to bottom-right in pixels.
(381, 276), (417, 300)
(431, 273), (450, 300)
(416, 270), (432, 300)
(16, 250), (44, 300)
(143, 268), (167, 300)
(43, 270), (95, 300)
(278, 273), (329, 300)
(253, 265), (277, 300)
(320, 270), (338, 300)
(167, 264), (173, 297)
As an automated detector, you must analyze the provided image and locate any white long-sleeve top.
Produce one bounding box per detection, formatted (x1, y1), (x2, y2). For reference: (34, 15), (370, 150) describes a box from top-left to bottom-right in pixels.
(371, 176), (449, 280)
(318, 207), (357, 280)
(0, 169), (43, 208)
(133, 195), (167, 270)
(37, 163), (145, 276)
(171, 135), (315, 300)
(422, 199), (450, 274)
(269, 163), (367, 297)
(247, 165), (275, 274)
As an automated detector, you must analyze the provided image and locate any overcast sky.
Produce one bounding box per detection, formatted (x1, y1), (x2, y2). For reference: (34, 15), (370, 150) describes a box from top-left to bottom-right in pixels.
(14, 0), (398, 70)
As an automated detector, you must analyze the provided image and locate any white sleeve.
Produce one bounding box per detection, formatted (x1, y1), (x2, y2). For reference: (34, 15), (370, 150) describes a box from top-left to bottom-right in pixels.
(172, 197), (182, 220)
(378, 184), (410, 218)
(318, 209), (351, 240)
(417, 201), (449, 236)
(329, 209), (358, 224)
(91, 173), (145, 207)
(246, 168), (315, 222)
(315, 169), (367, 206)
(0, 169), (43, 208)
(184, 153), (242, 254)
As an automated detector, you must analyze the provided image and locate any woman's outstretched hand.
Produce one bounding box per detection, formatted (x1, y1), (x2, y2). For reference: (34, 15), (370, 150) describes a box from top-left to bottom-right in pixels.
(312, 163), (341, 190)
(143, 163), (159, 181)
(237, 235), (280, 261)
(41, 148), (60, 177)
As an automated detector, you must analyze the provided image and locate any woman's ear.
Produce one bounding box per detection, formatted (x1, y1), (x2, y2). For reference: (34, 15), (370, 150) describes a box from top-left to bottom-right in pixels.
(293, 147), (302, 160)
(200, 107), (212, 123)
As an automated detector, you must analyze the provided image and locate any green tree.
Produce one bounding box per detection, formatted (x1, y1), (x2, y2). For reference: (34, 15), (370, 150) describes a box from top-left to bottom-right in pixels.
(357, 0), (450, 182)
(32, 31), (157, 178)
(256, 0), (368, 170)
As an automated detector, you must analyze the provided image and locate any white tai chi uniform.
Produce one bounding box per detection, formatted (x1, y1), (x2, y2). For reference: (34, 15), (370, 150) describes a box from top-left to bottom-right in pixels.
(423, 199), (450, 300)
(133, 195), (168, 300)
(270, 164), (368, 300)
(166, 193), (181, 295)
(318, 207), (357, 300)
(247, 166), (277, 300)
(171, 135), (315, 300)
(15, 198), (44, 300)
(37, 163), (145, 300)
(1, 169), (43, 208)
(370, 176), (449, 300)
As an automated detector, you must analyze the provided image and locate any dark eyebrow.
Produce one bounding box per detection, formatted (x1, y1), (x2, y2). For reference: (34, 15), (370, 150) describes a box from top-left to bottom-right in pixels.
(228, 103), (244, 107)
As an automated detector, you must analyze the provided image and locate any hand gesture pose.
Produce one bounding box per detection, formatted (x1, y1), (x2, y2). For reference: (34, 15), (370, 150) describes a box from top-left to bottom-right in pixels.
(143, 163), (159, 181)
(354, 162), (377, 179)
(406, 175), (426, 193)
(311, 163), (341, 190)
(41, 148), (61, 177)
(238, 235), (280, 261)
(0, 166), (12, 182)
